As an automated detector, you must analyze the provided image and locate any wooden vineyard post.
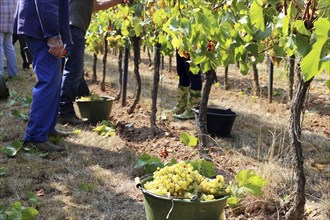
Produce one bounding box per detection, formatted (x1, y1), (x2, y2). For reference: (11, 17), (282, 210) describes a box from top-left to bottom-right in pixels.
(115, 48), (123, 101)
(121, 46), (129, 107)
(224, 66), (229, 90)
(100, 32), (108, 92)
(252, 63), (260, 96)
(267, 54), (274, 103)
(92, 53), (97, 83)
(169, 54), (172, 72)
(288, 55), (295, 101)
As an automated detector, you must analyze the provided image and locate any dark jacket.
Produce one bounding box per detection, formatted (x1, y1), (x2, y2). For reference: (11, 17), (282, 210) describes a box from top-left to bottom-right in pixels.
(14, 0), (72, 44)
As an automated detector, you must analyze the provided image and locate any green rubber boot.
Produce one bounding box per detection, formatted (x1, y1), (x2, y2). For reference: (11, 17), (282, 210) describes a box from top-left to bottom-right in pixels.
(169, 86), (189, 114)
(174, 89), (201, 120)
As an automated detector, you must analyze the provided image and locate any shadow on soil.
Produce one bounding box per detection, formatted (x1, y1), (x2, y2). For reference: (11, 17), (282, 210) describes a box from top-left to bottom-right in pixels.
(0, 139), (146, 219)
(84, 51), (329, 161)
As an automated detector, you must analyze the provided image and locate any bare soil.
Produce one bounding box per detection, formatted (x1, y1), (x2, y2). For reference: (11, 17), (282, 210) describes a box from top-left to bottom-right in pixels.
(0, 50), (329, 220)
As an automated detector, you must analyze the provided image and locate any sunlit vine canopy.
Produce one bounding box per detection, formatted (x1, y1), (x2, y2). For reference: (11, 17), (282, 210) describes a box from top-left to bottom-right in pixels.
(86, 0), (329, 87)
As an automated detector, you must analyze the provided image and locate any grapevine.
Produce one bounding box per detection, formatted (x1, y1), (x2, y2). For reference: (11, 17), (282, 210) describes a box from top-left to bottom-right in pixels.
(86, 2), (329, 217)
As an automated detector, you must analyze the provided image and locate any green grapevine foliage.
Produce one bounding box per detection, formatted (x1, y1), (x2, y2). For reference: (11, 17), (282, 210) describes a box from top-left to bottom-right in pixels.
(180, 132), (198, 147)
(87, 0), (329, 88)
(86, 10), (110, 55)
(0, 167), (6, 176)
(0, 141), (23, 157)
(0, 201), (38, 220)
(135, 153), (166, 173)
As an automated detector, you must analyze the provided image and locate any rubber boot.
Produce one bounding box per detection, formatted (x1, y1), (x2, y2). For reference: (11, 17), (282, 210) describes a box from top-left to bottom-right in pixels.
(174, 89), (201, 120)
(169, 86), (189, 114)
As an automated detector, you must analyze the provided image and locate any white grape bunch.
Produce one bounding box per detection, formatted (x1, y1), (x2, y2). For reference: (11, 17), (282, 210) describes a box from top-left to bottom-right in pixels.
(143, 161), (227, 201)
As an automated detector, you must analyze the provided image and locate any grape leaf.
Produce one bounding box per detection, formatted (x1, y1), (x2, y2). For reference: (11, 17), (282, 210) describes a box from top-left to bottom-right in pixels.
(295, 20), (310, 36)
(235, 170), (266, 195)
(11, 109), (29, 121)
(189, 159), (216, 178)
(21, 207), (38, 220)
(135, 153), (152, 168)
(0, 141), (23, 157)
(281, 15), (290, 36)
(180, 132), (198, 147)
(295, 34), (311, 57)
(200, 159), (217, 178)
(145, 161), (164, 174)
(21, 96), (32, 107)
(153, 9), (167, 26)
(171, 37), (182, 50)
(241, 184), (264, 196)
(240, 62), (249, 75)
(325, 80), (330, 90)
(165, 158), (177, 167)
(301, 40), (327, 81)
(226, 196), (239, 207)
(0, 167), (7, 176)
(6, 202), (23, 219)
(135, 153), (164, 174)
(133, 17), (143, 36)
(250, 1), (265, 32)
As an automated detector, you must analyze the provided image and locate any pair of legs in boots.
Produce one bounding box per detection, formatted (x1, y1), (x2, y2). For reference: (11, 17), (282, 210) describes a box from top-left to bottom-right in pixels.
(58, 26), (90, 125)
(171, 52), (202, 120)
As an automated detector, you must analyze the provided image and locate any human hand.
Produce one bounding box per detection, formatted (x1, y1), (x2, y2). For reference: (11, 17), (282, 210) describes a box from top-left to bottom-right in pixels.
(122, 0), (130, 4)
(47, 37), (65, 59)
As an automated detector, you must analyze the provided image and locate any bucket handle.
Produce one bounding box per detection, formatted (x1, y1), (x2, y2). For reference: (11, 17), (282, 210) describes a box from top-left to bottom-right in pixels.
(166, 197), (174, 219)
(135, 176), (174, 219)
(135, 177), (142, 190)
(135, 174), (153, 192)
(135, 176), (148, 194)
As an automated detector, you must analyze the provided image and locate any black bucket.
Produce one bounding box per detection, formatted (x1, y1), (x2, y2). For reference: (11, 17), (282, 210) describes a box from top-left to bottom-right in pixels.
(0, 75), (9, 100)
(192, 106), (237, 137)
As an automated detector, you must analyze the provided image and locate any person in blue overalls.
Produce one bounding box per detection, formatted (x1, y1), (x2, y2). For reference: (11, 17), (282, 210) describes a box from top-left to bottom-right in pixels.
(15, 0), (72, 152)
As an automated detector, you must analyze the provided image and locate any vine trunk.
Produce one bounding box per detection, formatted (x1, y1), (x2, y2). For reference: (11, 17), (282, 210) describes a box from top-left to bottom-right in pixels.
(285, 63), (312, 220)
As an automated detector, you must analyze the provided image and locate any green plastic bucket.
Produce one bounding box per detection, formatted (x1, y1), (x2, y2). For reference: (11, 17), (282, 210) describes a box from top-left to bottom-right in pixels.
(76, 96), (114, 123)
(137, 175), (227, 220)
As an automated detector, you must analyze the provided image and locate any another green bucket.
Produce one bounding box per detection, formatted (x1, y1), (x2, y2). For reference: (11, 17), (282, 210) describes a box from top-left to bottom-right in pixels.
(137, 175), (227, 220)
(76, 96), (114, 123)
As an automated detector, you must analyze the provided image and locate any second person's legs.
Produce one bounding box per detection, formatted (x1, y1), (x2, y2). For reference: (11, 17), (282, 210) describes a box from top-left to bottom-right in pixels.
(170, 52), (191, 114)
(59, 26), (90, 124)
(174, 53), (202, 120)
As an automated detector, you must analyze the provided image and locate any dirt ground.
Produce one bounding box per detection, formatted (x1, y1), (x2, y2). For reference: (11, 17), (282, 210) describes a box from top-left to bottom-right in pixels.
(83, 51), (330, 219)
(0, 50), (329, 219)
